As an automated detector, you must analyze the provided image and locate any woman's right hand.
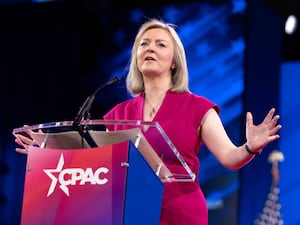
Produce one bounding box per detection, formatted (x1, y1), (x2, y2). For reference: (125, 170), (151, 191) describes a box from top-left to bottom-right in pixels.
(14, 125), (39, 154)
(15, 133), (33, 154)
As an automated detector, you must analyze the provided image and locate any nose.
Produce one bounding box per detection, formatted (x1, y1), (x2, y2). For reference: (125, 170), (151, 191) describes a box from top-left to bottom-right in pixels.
(146, 48), (154, 53)
(146, 42), (155, 52)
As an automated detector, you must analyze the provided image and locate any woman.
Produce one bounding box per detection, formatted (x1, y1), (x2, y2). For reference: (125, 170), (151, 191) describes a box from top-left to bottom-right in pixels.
(103, 18), (281, 225)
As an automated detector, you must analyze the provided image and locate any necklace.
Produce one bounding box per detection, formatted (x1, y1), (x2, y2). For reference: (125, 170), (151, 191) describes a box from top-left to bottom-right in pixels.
(145, 98), (156, 118)
(144, 96), (164, 118)
(148, 104), (156, 118)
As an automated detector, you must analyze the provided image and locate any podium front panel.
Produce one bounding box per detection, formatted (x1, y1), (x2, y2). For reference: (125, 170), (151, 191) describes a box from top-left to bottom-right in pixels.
(20, 142), (128, 225)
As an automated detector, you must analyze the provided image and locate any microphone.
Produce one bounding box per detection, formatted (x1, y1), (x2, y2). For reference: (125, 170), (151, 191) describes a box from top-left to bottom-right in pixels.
(73, 76), (120, 126)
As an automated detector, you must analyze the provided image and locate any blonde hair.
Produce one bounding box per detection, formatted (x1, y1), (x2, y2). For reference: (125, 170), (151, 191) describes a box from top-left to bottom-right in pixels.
(126, 18), (190, 96)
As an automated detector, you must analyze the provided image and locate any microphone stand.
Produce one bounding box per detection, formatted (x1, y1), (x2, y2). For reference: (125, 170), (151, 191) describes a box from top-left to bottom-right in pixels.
(72, 76), (121, 148)
(73, 76), (120, 126)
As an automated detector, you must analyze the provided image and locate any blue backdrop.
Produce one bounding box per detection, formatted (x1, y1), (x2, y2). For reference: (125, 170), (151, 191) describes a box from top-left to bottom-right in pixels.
(279, 62), (300, 224)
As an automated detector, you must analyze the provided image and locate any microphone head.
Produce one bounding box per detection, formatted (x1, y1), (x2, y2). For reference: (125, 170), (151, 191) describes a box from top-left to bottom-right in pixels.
(112, 76), (121, 83)
(106, 76), (121, 86)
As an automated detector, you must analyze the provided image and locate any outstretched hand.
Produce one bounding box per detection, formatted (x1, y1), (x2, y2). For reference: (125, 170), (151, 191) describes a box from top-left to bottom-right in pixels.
(246, 108), (281, 153)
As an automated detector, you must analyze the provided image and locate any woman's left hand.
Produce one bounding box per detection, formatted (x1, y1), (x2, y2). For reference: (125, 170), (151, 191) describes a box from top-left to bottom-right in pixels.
(246, 108), (282, 153)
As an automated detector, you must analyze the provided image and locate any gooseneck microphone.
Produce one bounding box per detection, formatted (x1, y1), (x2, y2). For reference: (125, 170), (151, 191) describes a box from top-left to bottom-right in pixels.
(73, 76), (121, 126)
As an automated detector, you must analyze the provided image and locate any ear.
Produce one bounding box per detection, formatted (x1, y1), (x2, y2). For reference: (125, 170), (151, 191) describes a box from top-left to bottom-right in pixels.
(171, 63), (176, 69)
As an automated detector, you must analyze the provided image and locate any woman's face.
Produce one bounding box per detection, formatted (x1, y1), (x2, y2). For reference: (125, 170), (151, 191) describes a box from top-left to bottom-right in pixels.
(136, 28), (175, 78)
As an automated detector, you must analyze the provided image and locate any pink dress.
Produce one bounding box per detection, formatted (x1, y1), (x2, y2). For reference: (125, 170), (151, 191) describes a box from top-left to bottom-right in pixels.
(104, 90), (219, 225)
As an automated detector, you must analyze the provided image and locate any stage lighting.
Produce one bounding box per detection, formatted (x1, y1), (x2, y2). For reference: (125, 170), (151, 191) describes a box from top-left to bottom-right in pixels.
(285, 15), (297, 34)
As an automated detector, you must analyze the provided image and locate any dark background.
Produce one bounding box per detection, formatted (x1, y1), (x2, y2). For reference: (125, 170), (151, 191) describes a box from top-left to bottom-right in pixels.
(0, 0), (299, 224)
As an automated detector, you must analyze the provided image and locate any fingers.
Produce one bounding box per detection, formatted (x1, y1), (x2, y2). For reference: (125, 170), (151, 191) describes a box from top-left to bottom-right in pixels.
(270, 114), (280, 127)
(268, 133), (280, 142)
(14, 125), (39, 155)
(248, 108), (279, 126)
(265, 108), (281, 140)
(247, 108), (281, 130)
(15, 134), (34, 146)
(263, 108), (276, 123)
(16, 148), (28, 155)
(266, 109), (281, 133)
(246, 111), (253, 127)
(258, 108), (280, 130)
(269, 124), (282, 137)
(15, 131), (34, 154)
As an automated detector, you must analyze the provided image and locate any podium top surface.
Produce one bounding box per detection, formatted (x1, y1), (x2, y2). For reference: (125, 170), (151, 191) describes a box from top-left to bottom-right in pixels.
(13, 119), (196, 182)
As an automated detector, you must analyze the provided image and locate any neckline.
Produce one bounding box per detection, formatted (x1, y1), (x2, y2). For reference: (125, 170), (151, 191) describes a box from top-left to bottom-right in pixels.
(141, 90), (169, 122)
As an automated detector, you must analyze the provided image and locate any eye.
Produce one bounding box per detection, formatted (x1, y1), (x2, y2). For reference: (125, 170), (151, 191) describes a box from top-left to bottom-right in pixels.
(158, 42), (166, 48)
(139, 41), (149, 47)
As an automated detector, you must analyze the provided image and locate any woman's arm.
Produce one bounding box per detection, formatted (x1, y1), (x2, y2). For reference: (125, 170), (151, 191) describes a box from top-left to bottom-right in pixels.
(200, 108), (281, 170)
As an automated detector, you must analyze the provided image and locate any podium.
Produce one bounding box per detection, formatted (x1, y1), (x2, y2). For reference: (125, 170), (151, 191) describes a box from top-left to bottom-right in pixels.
(13, 120), (195, 225)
